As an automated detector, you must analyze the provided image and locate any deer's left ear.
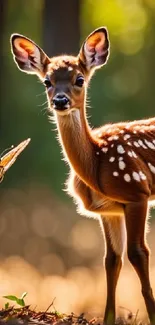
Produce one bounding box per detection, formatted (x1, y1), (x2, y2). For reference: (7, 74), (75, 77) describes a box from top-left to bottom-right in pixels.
(10, 34), (50, 77)
(78, 27), (110, 71)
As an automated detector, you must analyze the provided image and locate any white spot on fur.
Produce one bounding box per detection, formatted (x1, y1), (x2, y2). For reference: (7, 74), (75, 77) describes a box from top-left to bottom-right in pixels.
(127, 142), (132, 146)
(111, 144), (114, 148)
(119, 161), (126, 170)
(96, 151), (100, 155)
(120, 130), (125, 134)
(138, 140), (143, 146)
(144, 139), (155, 150)
(113, 171), (119, 177)
(132, 151), (137, 158)
(139, 171), (147, 180)
(128, 151), (133, 157)
(132, 171), (141, 182)
(133, 130), (137, 134)
(124, 174), (131, 182)
(102, 147), (108, 153)
(68, 66), (73, 71)
(127, 150), (137, 158)
(148, 162), (155, 174)
(138, 140), (147, 149)
(117, 145), (125, 154)
(118, 156), (123, 161)
(109, 157), (115, 162)
(108, 135), (119, 141)
(124, 134), (130, 140)
(133, 141), (140, 148)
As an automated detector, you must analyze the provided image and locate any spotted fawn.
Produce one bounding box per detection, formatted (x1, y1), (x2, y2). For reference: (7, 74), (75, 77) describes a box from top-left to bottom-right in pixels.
(10, 27), (155, 324)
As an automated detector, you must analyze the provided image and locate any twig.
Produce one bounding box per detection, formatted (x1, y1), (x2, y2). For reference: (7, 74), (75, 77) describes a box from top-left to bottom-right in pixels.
(44, 298), (56, 314)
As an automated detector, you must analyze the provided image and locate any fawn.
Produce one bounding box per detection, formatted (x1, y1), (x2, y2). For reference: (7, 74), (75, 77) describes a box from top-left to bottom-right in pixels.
(10, 27), (155, 324)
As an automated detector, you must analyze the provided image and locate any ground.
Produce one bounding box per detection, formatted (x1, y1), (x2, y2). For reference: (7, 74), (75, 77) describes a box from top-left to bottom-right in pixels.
(0, 306), (147, 325)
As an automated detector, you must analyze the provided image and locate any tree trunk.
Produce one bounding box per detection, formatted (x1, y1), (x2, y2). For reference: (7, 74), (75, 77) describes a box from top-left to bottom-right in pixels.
(0, 0), (7, 132)
(43, 0), (80, 57)
(0, 0), (6, 64)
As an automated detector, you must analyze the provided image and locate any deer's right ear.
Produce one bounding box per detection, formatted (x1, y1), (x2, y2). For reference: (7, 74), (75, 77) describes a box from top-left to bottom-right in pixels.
(10, 34), (50, 77)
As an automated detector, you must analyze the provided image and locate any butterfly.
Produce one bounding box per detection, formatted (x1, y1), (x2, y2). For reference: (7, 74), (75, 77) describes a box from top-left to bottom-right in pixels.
(0, 138), (31, 183)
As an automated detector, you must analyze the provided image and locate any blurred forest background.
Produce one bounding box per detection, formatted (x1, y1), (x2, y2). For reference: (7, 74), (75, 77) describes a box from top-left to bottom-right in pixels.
(0, 0), (155, 322)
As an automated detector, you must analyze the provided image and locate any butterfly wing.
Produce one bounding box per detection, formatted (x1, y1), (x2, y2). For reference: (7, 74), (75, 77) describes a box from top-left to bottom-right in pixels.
(0, 138), (31, 179)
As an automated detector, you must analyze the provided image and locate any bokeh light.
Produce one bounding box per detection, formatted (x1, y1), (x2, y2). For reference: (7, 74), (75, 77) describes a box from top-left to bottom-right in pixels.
(0, 186), (153, 322)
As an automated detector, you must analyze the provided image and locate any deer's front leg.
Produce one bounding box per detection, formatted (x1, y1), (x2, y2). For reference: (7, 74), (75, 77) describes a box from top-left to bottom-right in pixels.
(101, 216), (126, 325)
(124, 197), (155, 324)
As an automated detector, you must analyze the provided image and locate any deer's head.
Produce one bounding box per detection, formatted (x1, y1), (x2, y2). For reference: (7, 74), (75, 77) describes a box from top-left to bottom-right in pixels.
(11, 28), (110, 116)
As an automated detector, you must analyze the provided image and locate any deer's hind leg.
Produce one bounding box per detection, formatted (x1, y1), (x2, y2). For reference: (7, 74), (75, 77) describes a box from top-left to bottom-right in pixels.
(101, 216), (126, 325)
(124, 196), (155, 324)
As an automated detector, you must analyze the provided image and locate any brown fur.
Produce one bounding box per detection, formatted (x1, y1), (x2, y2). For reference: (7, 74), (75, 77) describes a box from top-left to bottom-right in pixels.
(10, 28), (155, 324)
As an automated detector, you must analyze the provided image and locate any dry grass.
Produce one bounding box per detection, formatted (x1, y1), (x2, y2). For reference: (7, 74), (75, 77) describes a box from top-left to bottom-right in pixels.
(0, 305), (148, 325)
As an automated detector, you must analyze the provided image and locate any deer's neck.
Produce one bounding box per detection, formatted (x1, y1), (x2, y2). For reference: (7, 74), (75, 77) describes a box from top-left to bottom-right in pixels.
(55, 108), (99, 190)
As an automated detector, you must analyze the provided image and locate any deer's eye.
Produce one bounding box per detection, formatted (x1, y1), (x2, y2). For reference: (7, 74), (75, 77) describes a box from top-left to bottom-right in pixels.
(44, 78), (52, 88)
(75, 76), (84, 87)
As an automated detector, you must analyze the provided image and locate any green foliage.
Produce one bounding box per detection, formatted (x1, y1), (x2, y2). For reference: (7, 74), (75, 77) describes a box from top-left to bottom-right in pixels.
(3, 292), (27, 307)
(4, 302), (10, 310)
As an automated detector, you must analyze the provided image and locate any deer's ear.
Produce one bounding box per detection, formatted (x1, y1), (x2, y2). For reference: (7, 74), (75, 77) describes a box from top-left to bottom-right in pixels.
(78, 27), (110, 71)
(10, 34), (50, 77)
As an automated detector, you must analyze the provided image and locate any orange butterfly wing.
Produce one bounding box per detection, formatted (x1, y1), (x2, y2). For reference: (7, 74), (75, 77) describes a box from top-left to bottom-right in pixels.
(0, 138), (31, 181)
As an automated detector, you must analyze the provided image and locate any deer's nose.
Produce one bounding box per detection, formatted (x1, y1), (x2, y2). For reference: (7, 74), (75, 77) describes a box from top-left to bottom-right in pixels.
(53, 94), (70, 110)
